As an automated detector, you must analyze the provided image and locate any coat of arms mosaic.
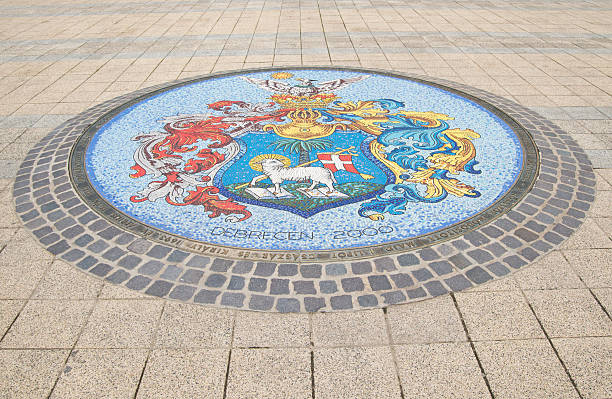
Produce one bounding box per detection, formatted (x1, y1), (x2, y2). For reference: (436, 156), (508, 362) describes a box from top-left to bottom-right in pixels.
(76, 68), (536, 256)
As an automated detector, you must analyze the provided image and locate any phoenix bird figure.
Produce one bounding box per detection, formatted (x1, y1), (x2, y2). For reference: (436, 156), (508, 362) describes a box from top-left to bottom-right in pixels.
(241, 75), (369, 96)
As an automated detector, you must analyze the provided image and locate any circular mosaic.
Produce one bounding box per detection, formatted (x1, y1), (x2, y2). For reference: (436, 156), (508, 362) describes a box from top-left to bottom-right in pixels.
(13, 67), (596, 312)
(71, 69), (537, 259)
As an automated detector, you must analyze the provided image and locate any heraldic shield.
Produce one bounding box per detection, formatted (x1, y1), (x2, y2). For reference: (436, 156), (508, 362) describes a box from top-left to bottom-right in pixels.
(217, 130), (394, 218)
(128, 71), (483, 223)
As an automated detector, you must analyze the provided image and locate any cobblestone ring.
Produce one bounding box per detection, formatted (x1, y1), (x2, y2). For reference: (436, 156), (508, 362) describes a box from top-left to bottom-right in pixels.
(13, 67), (596, 312)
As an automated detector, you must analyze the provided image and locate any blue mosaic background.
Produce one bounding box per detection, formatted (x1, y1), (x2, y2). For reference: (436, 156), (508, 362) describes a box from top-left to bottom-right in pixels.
(85, 70), (523, 250)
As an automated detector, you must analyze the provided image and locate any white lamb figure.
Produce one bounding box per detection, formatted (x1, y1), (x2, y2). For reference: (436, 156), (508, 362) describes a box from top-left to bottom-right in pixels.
(250, 158), (337, 194)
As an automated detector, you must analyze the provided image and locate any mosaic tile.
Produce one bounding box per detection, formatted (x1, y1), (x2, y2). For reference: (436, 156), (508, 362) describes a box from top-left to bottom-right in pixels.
(12, 67), (596, 312)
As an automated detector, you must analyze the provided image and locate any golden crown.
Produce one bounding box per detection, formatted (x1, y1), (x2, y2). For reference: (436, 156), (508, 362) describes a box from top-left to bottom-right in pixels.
(270, 93), (338, 109)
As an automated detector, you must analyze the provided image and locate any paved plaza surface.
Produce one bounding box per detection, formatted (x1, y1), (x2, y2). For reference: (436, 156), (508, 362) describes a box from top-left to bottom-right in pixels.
(1, 0), (612, 398)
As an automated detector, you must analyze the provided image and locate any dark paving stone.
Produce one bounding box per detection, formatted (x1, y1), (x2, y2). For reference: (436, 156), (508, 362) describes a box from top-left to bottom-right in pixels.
(117, 255), (141, 270)
(532, 240), (552, 252)
(517, 203), (537, 215)
(452, 239), (470, 251)
(481, 225), (504, 238)
(169, 285), (196, 301)
(232, 261), (254, 274)
(357, 295), (378, 307)
(429, 261), (454, 275)
(504, 255), (528, 269)
(128, 239), (152, 254)
(514, 228), (538, 242)
(206, 274), (227, 288)
(248, 277), (268, 292)
(449, 253), (472, 269)
(39, 202), (58, 213)
(102, 247), (126, 261)
(221, 292), (245, 308)
(382, 290), (406, 305)
(572, 200), (590, 211)
(25, 218), (45, 229)
(561, 217), (581, 229)
(543, 205), (562, 217)
(521, 247), (539, 261)
(304, 297), (326, 312)
(115, 233), (136, 246)
(146, 245), (171, 259)
(210, 258), (234, 272)
(139, 260), (164, 275)
(501, 235), (522, 249)
(544, 231), (564, 245)
(374, 257), (396, 272)
(160, 265), (182, 281)
(16, 202), (33, 214)
(276, 298), (300, 312)
(179, 269), (204, 284)
(485, 243), (506, 257)
(525, 220), (547, 233)
(61, 249), (84, 262)
(330, 295), (353, 310)
(33, 226), (52, 238)
(467, 249), (494, 263)
(145, 281), (173, 297)
(98, 226), (122, 240)
(368, 275), (392, 291)
(293, 280), (316, 295)
(465, 267), (493, 284)
(464, 231), (490, 246)
(494, 218), (516, 231)
(90, 263), (112, 277)
(390, 273), (413, 288)
(228, 275), (246, 290)
(194, 289), (220, 304)
(21, 209), (40, 222)
(418, 248), (439, 261)
(437, 244), (454, 257)
(249, 295), (274, 311)
(553, 224), (573, 237)
(88, 219), (109, 232)
(40, 233), (60, 246)
(397, 253), (419, 267)
(77, 256), (97, 270)
(167, 250), (190, 263)
(325, 263), (346, 275)
(35, 195), (52, 205)
(126, 275), (151, 290)
(278, 263), (298, 276)
(48, 240), (70, 255)
(87, 240), (109, 253)
(406, 287), (427, 299)
(300, 264), (322, 278)
(341, 277), (364, 292)
(319, 280), (338, 294)
(62, 225), (84, 239)
(254, 262), (276, 276)
(412, 268), (434, 282)
(186, 255), (210, 268)
(445, 274), (473, 291)
(424, 281), (448, 296)
(270, 278), (290, 295)
(351, 261), (372, 274)
(106, 270), (130, 284)
(74, 234), (94, 247)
